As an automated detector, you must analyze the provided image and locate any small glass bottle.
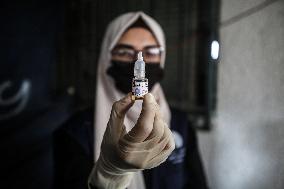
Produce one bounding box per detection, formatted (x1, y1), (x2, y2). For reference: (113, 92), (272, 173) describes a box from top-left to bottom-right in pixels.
(132, 52), (148, 100)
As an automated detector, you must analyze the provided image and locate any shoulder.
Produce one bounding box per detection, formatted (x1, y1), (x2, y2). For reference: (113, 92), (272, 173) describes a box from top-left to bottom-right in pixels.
(61, 106), (94, 134)
(55, 106), (94, 158)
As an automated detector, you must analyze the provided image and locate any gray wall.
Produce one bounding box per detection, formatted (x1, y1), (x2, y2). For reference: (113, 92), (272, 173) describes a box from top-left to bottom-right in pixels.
(198, 0), (284, 188)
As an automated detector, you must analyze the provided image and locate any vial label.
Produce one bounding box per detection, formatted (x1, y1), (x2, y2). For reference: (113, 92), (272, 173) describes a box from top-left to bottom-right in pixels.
(132, 79), (148, 98)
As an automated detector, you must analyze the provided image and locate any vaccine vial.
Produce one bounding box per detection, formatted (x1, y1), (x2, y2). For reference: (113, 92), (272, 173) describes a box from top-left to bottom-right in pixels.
(132, 52), (148, 100)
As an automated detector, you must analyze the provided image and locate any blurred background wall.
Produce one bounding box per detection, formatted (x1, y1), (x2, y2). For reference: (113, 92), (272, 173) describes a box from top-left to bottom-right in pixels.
(198, 0), (284, 188)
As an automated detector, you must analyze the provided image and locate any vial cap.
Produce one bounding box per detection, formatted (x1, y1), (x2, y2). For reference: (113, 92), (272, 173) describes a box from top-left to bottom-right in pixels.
(137, 51), (143, 61)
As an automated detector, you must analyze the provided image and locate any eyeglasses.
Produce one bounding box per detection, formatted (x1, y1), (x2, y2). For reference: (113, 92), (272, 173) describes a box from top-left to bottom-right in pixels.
(111, 44), (164, 62)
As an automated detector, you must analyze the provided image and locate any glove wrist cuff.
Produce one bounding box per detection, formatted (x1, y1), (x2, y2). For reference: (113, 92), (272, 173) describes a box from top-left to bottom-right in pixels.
(88, 155), (134, 189)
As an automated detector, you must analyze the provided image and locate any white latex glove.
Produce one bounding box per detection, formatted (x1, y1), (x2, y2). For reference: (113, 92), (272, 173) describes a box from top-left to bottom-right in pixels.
(88, 93), (175, 189)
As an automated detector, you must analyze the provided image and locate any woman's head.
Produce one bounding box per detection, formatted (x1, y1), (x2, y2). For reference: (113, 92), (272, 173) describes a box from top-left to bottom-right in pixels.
(111, 18), (163, 64)
(98, 12), (166, 69)
(106, 15), (165, 94)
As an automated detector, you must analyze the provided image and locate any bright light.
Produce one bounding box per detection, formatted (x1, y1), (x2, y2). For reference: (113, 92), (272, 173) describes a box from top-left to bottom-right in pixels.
(211, 40), (219, 60)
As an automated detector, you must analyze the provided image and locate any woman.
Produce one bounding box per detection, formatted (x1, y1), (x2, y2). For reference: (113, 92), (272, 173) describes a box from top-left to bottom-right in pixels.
(54, 12), (208, 189)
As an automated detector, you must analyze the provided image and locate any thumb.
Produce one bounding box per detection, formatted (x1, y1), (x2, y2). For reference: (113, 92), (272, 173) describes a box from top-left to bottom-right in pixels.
(108, 93), (134, 135)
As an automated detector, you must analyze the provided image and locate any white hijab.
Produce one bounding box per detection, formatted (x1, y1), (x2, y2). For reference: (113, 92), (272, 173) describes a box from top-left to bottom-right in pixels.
(94, 11), (171, 189)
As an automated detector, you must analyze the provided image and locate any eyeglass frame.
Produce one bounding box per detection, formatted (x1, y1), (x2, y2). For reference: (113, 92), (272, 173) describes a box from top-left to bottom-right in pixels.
(111, 44), (164, 62)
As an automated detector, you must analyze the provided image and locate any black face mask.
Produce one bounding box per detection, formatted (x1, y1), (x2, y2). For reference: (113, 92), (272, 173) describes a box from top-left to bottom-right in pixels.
(107, 60), (164, 94)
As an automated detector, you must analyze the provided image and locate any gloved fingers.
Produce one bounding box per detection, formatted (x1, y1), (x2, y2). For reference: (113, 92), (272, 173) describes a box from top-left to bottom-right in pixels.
(115, 149), (152, 170)
(120, 125), (128, 138)
(141, 124), (171, 162)
(119, 103), (165, 152)
(109, 93), (134, 137)
(163, 129), (175, 152)
(118, 136), (152, 156)
(144, 104), (165, 141)
(146, 131), (175, 169)
(117, 126), (167, 170)
(142, 116), (165, 149)
(127, 93), (157, 143)
(110, 93), (134, 122)
(115, 125), (174, 170)
(119, 121), (169, 154)
(120, 104), (165, 151)
(121, 129), (170, 169)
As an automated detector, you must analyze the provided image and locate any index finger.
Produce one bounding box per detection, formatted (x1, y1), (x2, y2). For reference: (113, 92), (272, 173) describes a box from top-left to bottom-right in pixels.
(109, 93), (134, 129)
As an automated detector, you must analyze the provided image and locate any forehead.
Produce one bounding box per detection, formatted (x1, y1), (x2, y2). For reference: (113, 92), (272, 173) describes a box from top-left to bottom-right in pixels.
(116, 27), (159, 49)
